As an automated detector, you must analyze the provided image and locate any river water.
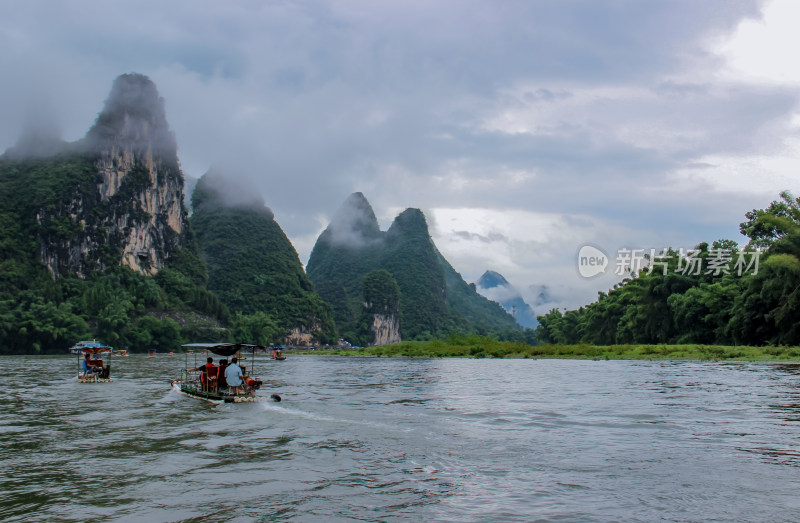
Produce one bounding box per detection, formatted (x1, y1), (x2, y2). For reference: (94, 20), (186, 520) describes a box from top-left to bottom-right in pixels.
(2, 354), (800, 522)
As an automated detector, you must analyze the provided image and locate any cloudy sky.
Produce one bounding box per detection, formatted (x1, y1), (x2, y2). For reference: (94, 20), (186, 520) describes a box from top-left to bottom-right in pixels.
(1, 0), (798, 312)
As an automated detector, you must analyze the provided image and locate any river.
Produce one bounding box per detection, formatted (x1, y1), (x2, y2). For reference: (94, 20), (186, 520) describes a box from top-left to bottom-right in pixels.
(2, 354), (800, 522)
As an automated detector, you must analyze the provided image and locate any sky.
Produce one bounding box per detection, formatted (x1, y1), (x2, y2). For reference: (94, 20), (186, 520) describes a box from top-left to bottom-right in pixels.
(1, 0), (799, 313)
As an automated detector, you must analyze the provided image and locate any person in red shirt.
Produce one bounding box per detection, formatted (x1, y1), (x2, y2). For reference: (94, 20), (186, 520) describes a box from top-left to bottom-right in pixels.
(190, 357), (218, 391)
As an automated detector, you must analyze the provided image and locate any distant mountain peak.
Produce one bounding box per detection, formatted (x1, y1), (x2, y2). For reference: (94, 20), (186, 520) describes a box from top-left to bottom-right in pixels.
(475, 269), (539, 328)
(477, 270), (510, 289)
(347, 191), (369, 205)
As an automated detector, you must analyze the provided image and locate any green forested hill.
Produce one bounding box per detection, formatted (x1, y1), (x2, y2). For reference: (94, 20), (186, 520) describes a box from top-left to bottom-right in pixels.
(190, 172), (336, 344)
(0, 147), (229, 353)
(306, 192), (521, 344)
(536, 191), (800, 346)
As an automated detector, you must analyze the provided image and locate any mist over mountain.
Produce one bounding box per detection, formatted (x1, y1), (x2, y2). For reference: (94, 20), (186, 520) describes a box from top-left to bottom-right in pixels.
(85, 73), (178, 162)
(529, 284), (558, 309)
(6, 133), (66, 159)
(184, 175), (199, 213)
(476, 270), (539, 328)
(325, 192), (382, 248)
(4, 96), (66, 159)
(307, 193), (519, 345)
(191, 168), (271, 215)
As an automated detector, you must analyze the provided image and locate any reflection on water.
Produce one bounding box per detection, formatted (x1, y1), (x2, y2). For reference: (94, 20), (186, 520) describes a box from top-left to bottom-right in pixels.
(2, 355), (800, 522)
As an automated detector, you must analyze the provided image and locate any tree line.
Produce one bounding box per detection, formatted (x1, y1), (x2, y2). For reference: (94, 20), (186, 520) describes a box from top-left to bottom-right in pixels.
(536, 191), (800, 346)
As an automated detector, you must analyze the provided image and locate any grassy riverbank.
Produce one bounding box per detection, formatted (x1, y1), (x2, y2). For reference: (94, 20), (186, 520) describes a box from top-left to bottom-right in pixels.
(299, 335), (800, 361)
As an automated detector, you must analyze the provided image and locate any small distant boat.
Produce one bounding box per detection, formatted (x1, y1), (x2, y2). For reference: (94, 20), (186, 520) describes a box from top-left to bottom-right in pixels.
(271, 347), (286, 361)
(171, 343), (281, 404)
(76, 344), (113, 383)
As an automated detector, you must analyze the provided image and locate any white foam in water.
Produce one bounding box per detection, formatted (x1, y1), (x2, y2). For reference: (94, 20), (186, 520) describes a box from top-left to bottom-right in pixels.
(152, 386), (183, 404)
(259, 402), (354, 424)
(258, 402), (404, 431)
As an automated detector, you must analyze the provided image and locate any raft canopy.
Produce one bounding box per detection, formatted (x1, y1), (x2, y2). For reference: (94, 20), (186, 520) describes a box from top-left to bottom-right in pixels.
(81, 346), (114, 354)
(182, 342), (266, 357)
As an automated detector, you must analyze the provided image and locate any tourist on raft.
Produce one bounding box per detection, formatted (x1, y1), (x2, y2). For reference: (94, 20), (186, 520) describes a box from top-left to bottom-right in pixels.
(225, 357), (245, 393)
(189, 357), (218, 391)
(217, 358), (229, 389)
(82, 353), (102, 375)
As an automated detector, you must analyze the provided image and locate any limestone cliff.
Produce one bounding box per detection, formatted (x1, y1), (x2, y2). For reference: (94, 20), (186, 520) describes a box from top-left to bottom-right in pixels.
(36, 74), (190, 277)
(285, 325), (318, 347)
(361, 269), (402, 345)
(370, 314), (401, 345)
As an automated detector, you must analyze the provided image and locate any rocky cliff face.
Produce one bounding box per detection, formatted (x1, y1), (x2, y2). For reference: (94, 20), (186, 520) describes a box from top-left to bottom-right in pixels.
(370, 314), (401, 345)
(285, 326), (316, 347)
(361, 269), (402, 345)
(37, 74), (190, 278)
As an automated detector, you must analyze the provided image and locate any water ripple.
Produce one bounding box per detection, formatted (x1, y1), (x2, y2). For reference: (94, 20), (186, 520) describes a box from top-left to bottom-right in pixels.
(2, 355), (800, 521)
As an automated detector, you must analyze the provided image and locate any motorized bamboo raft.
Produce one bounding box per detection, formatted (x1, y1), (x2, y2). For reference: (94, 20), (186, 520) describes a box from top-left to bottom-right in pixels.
(171, 343), (281, 404)
(76, 344), (113, 383)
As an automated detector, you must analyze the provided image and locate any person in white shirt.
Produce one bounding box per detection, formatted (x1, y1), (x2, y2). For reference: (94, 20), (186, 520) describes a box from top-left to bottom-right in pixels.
(224, 357), (244, 391)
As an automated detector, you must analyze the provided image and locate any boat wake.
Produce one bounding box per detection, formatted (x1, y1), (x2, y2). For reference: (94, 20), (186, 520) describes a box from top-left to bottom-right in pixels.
(156, 384), (184, 403)
(258, 402), (405, 431)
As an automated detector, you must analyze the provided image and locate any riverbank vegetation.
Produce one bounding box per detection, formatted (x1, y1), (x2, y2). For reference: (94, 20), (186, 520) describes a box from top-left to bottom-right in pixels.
(535, 191), (800, 347)
(303, 334), (800, 361)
